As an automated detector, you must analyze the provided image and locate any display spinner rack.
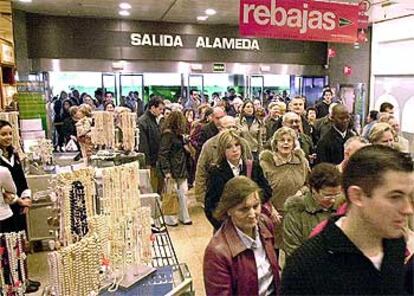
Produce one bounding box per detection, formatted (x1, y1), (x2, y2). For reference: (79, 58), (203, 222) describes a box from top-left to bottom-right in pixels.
(150, 198), (193, 296)
(95, 170), (194, 295)
(28, 163), (193, 295)
(99, 194), (193, 296)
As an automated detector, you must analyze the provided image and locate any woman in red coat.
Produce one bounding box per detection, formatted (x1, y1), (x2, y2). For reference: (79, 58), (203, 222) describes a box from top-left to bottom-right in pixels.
(203, 176), (280, 296)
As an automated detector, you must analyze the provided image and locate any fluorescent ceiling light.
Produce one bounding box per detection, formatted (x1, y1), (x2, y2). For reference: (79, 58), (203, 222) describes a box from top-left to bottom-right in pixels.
(205, 9), (216, 15)
(197, 15), (208, 21)
(119, 10), (130, 16)
(119, 3), (131, 10)
(19, 0), (32, 2)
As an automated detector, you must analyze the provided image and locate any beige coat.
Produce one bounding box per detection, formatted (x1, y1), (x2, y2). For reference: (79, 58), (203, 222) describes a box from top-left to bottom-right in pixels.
(238, 117), (266, 153)
(259, 149), (309, 211)
(194, 133), (252, 203)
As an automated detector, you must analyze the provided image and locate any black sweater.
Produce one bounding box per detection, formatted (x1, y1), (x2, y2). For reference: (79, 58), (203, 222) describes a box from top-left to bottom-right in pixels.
(204, 159), (272, 230)
(281, 217), (408, 295)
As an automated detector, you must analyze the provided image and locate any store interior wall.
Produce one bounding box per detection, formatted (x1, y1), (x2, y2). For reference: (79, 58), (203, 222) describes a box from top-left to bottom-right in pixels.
(370, 15), (414, 147)
(12, 9), (30, 81)
(327, 28), (371, 88)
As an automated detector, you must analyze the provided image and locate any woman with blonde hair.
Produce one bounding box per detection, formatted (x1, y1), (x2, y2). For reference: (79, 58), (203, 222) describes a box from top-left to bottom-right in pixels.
(204, 130), (272, 230)
(368, 122), (397, 148)
(259, 126), (310, 248)
(203, 176), (280, 296)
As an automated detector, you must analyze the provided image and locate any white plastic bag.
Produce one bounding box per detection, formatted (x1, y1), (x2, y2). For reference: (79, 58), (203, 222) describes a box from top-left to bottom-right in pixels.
(65, 139), (78, 152)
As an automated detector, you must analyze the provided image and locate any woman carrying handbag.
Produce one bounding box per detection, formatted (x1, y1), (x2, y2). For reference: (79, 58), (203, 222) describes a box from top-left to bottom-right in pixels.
(158, 111), (192, 226)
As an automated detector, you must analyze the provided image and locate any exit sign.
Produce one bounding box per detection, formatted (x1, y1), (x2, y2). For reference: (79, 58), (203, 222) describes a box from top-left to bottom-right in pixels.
(213, 63), (226, 72)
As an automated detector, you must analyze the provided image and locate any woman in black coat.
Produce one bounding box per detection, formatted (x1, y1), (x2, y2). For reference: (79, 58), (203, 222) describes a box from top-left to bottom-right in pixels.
(0, 120), (40, 292)
(158, 111), (192, 226)
(204, 129), (277, 231)
(0, 120), (32, 232)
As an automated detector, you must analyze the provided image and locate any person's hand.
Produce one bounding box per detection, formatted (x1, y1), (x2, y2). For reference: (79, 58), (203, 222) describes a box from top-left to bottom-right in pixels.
(270, 206), (282, 225)
(3, 192), (15, 204)
(17, 198), (32, 208)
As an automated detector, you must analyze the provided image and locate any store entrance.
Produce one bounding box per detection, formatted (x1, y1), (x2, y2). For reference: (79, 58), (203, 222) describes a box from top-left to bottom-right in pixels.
(46, 71), (327, 105)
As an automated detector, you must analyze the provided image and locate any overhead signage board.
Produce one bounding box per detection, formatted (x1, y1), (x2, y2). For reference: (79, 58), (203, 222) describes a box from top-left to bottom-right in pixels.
(130, 33), (261, 51)
(213, 63), (226, 72)
(239, 0), (359, 43)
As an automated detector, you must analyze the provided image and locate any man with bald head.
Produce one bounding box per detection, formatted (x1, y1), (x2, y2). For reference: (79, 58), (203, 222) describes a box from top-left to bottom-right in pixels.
(337, 136), (369, 173)
(282, 112), (315, 159)
(198, 107), (226, 149)
(194, 116), (253, 204)
(316, 104), (356, 164)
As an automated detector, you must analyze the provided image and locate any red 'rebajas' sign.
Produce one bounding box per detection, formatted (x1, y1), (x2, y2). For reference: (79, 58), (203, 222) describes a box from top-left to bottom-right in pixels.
(239, 0), (359, 43)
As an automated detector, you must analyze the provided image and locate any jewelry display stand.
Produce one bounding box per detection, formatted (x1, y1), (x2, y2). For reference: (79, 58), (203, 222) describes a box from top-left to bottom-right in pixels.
(0, 231), (28, 296)
(39, 159), (193, 296)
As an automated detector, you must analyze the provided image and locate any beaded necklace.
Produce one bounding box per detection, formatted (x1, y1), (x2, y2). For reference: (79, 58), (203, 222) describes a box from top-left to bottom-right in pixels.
(0, 232), (27, 296)
(91, 111), (116, 150)
(70, 181), (89, 241)
(118, 112), (137, 152)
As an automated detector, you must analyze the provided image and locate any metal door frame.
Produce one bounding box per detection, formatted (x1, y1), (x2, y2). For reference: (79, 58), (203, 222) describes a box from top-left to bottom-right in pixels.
(101, 73), (118, 104)
(188, 74), (205, 101)
(119, 73), (144, 109)
(248, 75), (264, 102)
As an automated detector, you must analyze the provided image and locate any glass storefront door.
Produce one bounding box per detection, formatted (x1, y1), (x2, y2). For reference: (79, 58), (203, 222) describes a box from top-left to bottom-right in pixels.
(249, 75), (264, 101)
(102, 73), (117, 104)
(188, 74), (204, 102)
(119, 73), (144, 106)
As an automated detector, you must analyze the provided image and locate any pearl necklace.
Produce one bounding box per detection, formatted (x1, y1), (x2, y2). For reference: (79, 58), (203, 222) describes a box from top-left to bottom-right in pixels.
(0, 232), (27, 295)
(118, 112), (137, 152)
(53, 167), (96, 245)
(50, 234), (101, 296)
(91, 111), (116, 150)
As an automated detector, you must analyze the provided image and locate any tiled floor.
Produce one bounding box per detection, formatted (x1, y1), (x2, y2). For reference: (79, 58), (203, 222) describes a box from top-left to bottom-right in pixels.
(27, 195), (212, 296)
(168, 205), (213, 296)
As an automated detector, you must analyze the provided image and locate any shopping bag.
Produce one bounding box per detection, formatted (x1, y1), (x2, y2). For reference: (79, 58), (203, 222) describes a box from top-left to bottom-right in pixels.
(161, 178), (179, 216)
(65, 138), (78, 152)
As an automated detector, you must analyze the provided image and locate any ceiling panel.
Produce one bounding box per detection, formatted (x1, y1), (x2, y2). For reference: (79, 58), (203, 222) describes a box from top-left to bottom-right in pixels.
(163, 0), (239, 25)
(12, 0), (175, 20)
(370, 0), (414, 23)
(11, 0), (414, 24)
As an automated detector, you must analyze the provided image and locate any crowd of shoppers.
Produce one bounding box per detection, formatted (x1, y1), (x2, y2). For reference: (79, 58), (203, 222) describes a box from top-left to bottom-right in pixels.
(42, 85), (414, 295)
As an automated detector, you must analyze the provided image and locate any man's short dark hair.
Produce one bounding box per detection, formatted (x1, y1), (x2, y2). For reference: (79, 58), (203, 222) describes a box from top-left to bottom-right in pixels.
(322, 89), (333, 97)
(94, 88), (103, 97)
(380, 102), (394, 112)
(369, 110), (379, 121)
(148, 96), (164, 109)
(343, 145), (413, 199)
(306, 107), (317, 115)
(309, 163), (342, 192)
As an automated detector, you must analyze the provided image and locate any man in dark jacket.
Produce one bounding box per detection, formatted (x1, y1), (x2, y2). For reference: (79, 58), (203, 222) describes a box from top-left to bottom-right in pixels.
(316, 104), (355, 164)
(282, 145), (414, 295)
(138, 96), (164, 193)
(315, 89), (333, 119)
(197, 107), (225, 150)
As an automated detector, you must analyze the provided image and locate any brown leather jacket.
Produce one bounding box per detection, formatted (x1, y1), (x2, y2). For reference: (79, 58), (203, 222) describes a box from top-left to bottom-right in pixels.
(203, 217), (280, 296)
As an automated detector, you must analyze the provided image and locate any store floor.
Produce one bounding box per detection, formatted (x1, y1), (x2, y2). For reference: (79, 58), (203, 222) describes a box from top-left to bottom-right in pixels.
(28, 190), (212, 296)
